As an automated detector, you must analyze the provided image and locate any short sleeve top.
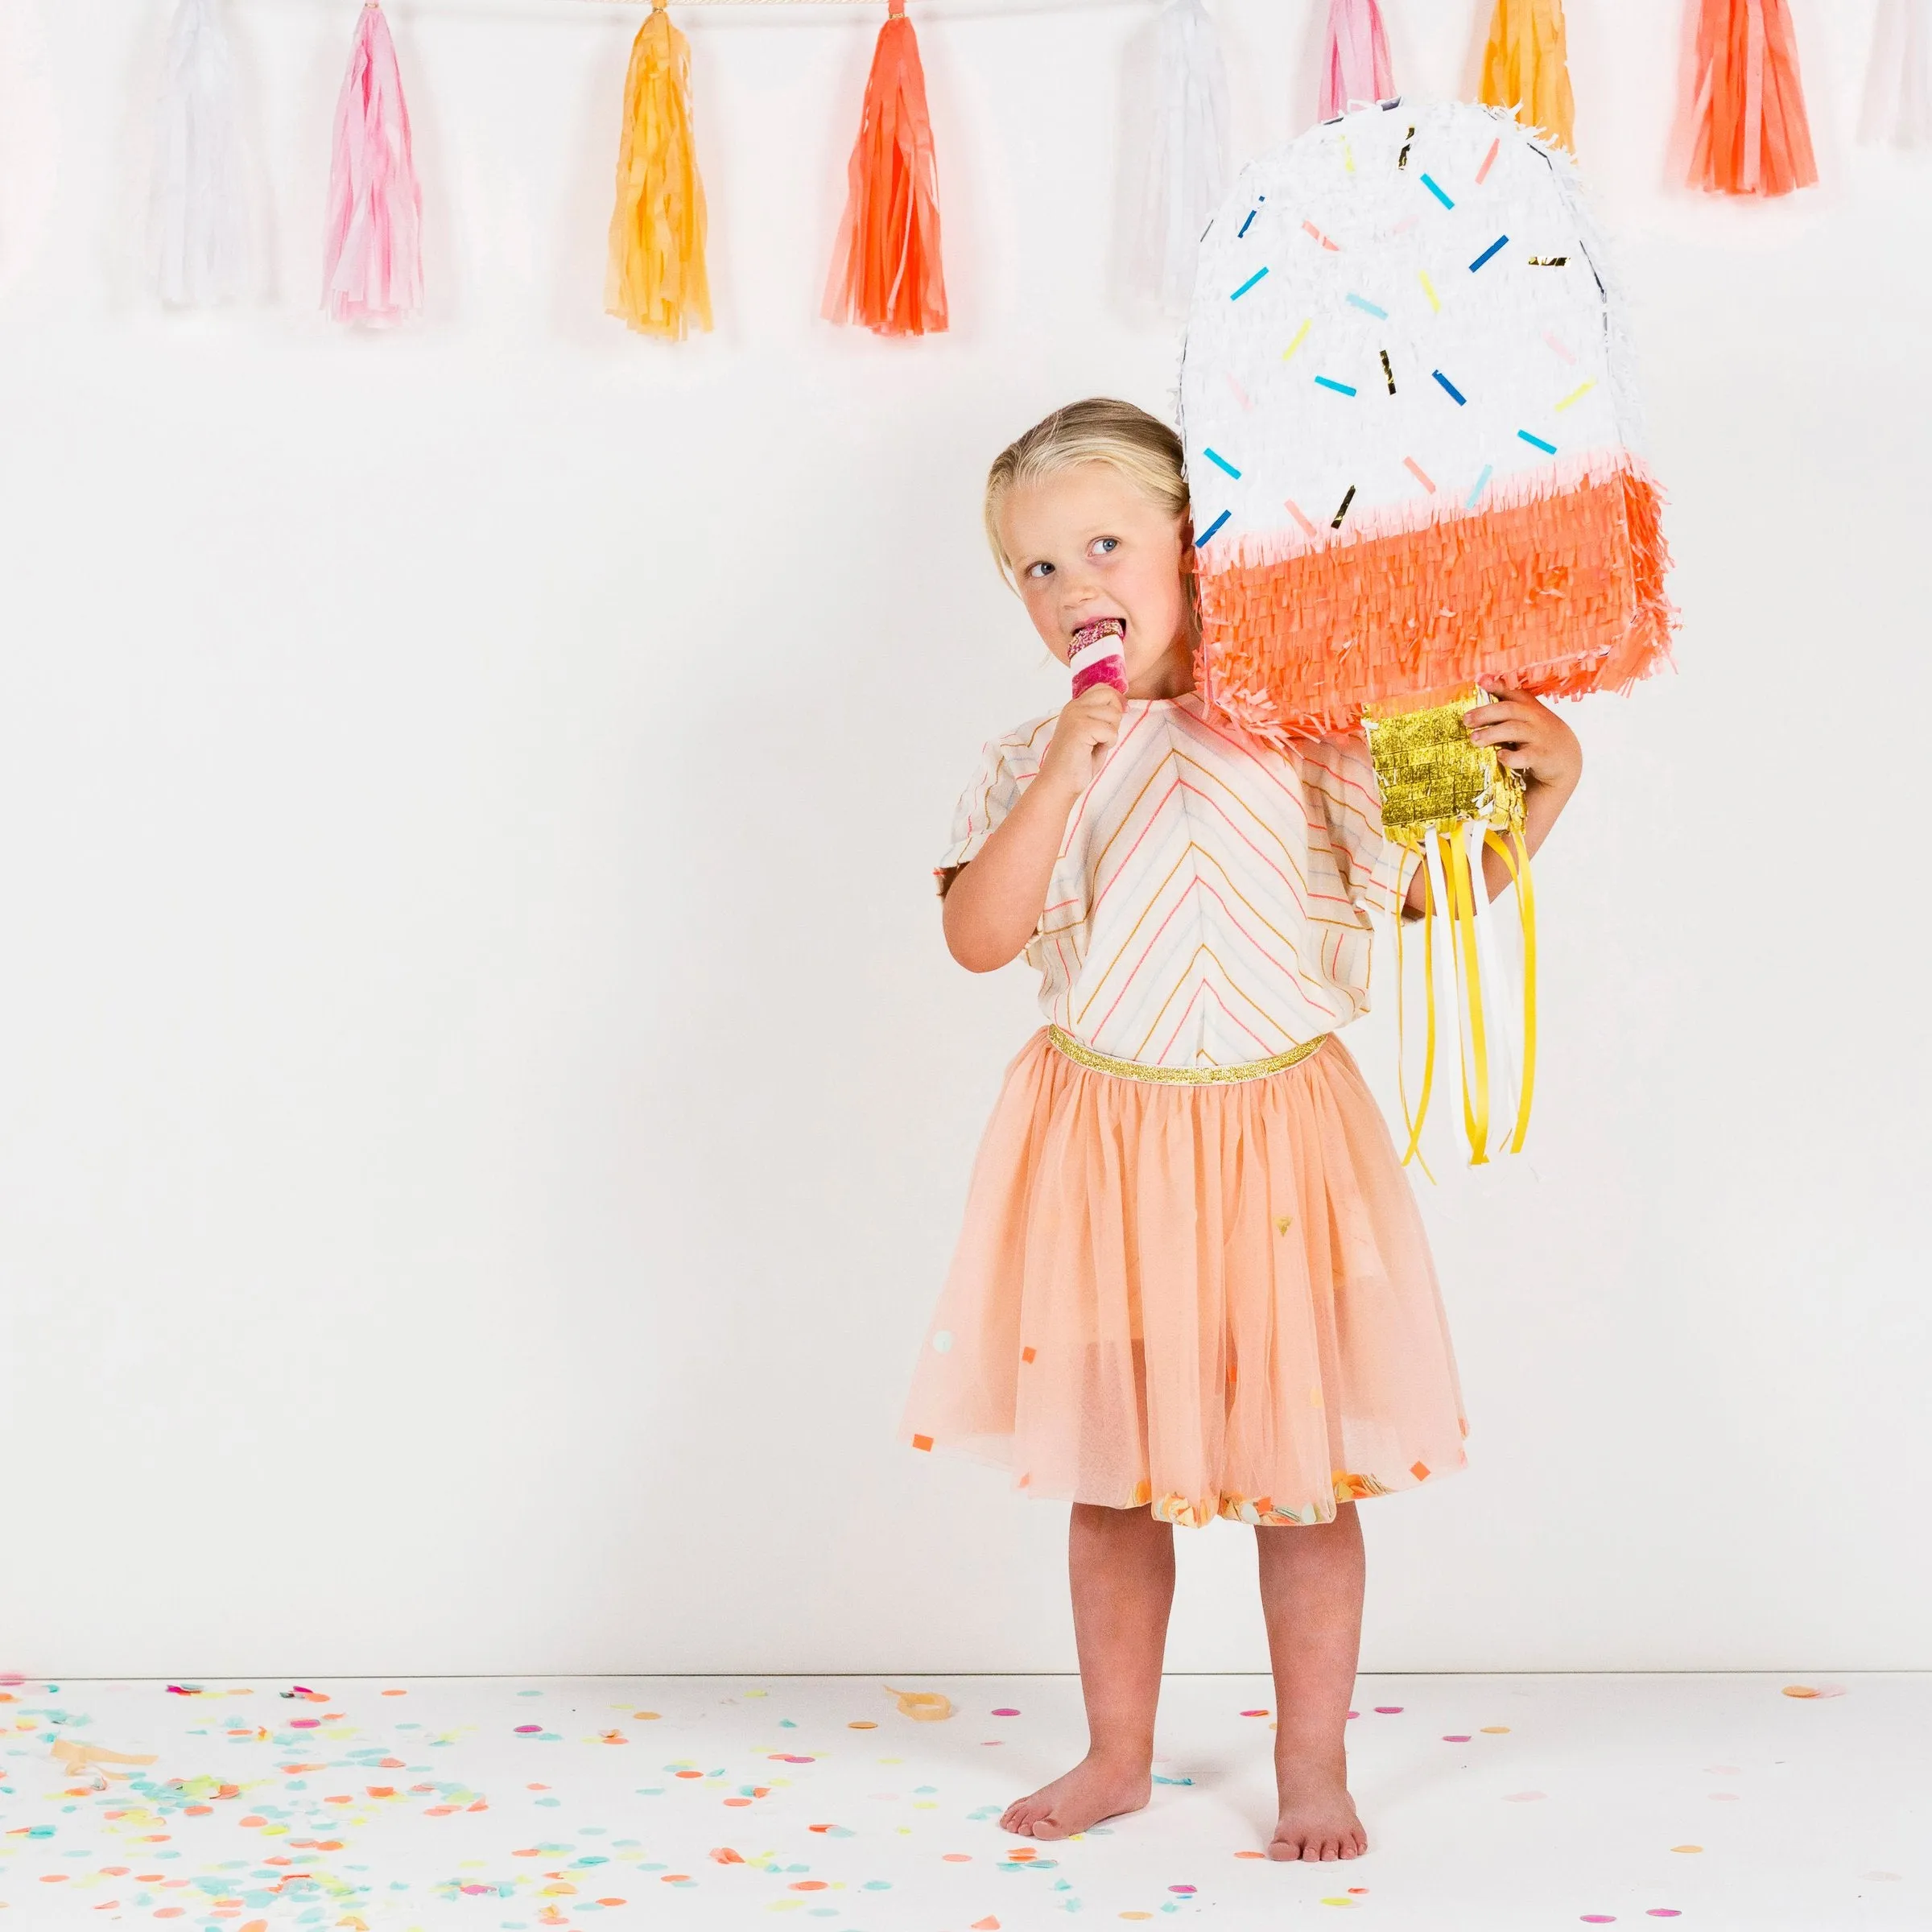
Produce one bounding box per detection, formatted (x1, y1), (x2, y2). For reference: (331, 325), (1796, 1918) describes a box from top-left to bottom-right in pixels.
(939, 692), (1408, 1071)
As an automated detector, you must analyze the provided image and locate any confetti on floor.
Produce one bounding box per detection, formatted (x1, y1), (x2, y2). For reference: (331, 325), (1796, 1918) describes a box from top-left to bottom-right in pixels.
(1, 1674), (1925, 1928)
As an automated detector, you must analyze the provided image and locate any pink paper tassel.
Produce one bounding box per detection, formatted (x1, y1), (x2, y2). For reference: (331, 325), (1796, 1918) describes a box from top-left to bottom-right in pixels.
(1319, 0), (1396, 121)
(323, 2), (423, 324)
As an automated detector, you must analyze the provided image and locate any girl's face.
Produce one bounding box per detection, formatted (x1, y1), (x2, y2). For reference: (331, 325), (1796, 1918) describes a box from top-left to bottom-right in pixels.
(997, 464), (1194, 697)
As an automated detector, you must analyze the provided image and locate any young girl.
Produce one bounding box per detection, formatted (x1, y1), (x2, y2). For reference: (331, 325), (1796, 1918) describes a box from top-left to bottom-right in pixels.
(903, 399), (1582, 1861)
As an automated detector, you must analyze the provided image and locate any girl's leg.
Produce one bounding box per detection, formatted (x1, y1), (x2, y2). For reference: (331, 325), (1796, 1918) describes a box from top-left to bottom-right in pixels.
(1001, 1502), (1175, 1839)
(1256, 1502), (1368, 1860)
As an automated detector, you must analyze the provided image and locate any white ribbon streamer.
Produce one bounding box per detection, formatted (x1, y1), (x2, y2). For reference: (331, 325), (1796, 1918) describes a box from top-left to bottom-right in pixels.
(1864, 0), (1932, 148)
(150, 0), (250, 307)
(1136, 0), (1228, 321)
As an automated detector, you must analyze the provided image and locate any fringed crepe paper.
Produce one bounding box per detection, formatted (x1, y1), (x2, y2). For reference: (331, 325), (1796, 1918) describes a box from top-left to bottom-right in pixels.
(607, 0), (711, 340)
(1319, 0), (1396, 122)
(1479, 0), (1576, 152)
(1864, 0), (1932, 149)
(1684, 0), (1818, 196)
(323, 2), (423, 324)
(823, 0), (947, 336)
(151, 0), (250, 307)
(1137, 0), (1229, 320)
(1180, 100), (1675, 1162)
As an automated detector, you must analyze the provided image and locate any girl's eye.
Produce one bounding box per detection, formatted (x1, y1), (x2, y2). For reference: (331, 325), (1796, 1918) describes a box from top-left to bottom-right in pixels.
(1092, 537), (1119, 555)
(1024, 560), (1054, 580)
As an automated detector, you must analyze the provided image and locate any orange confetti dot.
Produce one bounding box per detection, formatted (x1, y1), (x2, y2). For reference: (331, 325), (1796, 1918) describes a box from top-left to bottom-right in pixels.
(1410, 1461), (1430, 1480)
(660, 1873), (690, 1883)
(1480, 1726), (1511, 1734)
(242, 1922), (268, 1931)
(1234, 1849), (1266, 1859)
(1782, 1685), (1820, 1699)
(184, 1806), (212, 1817)
(1672, 1844), (1704, 1854)
(39, 1873), (68, 1882)
(708, 1848), (745, 1865)
(791, 1880), (829, 1891)
(1021, 1347), (1037, 1364)
(238, 1816), (266, 1828)
(597, 1901), (626, 1909)
(943, 1852), (972, 1862)
(972, 1918), (1001, 1930)
(722, 1798), (751, 1807)
(911, 1435), (934, 1452)
(634, 1711), (661, 1720)
(381, 1689), (407, 1697)
(848, 1720), (877, 1729)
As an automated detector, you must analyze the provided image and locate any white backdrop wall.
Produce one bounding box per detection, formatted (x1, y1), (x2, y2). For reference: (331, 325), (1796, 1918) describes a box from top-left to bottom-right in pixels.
(1, 0), (1927, 1678)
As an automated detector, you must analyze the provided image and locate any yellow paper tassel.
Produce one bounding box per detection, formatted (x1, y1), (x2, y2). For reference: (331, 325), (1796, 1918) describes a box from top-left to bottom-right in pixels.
(606, 1), (711, 341)
(1480, 0), (1577, 151)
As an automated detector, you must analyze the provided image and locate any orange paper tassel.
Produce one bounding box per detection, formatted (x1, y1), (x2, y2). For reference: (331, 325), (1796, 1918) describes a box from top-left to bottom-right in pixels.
(607, 0), (711, 340)
(823, 0), (947, 336)
(1685, 0), (1818, 196)
(1480, 0), (1577, 151)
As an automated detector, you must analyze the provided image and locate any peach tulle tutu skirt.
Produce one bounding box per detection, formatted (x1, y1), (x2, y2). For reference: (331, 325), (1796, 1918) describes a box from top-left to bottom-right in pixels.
(902, 1028), (1468, 1528)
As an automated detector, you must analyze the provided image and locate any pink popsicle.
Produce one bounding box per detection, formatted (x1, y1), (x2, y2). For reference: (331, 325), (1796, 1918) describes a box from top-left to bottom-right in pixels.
(1069, 618), (1128, 697)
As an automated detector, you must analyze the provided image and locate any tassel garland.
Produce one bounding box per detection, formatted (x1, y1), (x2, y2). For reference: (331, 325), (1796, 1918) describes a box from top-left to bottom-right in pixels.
(151, 0), (250, 307)
(607, 2), (712, 339)
(1479, 0), (1577, 151)
(1683, 0), (1818, 196)
(823, 0), (947, 336)
(1318, 0), (1395, 122)
(1137, 0), (1228, 320)
(1864, 0), (1932, 148)
(323, 2), (423, 324)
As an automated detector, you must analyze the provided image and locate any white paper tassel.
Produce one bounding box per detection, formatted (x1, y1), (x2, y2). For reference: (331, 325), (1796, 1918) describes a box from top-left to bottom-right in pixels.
(1137, 0), (1229, 321)
(150, 0), (250, 307)
(1864, 0), (1932, 148)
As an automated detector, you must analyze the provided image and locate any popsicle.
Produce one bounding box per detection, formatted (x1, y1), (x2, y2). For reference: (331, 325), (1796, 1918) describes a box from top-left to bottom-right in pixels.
(1067, 618), (1129, 697)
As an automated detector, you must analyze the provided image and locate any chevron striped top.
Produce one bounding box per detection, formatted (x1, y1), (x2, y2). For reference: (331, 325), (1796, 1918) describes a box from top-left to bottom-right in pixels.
(939, 694), (1407, 1070)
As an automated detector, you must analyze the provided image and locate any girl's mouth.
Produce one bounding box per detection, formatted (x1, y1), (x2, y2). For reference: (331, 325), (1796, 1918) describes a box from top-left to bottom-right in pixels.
(1071, 617), (1126, 648)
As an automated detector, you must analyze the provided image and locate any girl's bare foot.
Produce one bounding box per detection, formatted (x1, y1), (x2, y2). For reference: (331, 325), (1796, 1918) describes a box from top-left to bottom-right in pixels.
(1267, 1756), (1367, 1861)
(999, 1752), (1152, 1839)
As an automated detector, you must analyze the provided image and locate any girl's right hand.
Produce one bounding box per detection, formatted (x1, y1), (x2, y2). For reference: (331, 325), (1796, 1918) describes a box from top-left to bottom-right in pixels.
(1036, 686), (1126, 800)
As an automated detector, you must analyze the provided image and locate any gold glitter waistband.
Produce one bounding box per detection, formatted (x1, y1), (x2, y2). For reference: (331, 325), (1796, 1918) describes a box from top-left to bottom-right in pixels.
(1046, 1026), (1327, 1085)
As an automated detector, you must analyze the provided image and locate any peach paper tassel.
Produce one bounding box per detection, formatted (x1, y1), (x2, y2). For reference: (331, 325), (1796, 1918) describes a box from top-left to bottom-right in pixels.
(607, 0), (711, 340)
(823, 0), (947, 337)
(1480, 0), (1577, 151)
(1685, 0), (1818, 196)
(1318, 0), (1396, 121)
(322, 2), (422, 325)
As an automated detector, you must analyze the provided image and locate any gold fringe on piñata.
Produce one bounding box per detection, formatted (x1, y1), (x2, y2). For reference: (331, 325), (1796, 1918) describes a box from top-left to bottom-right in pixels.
(1368, 693), (1537, 1169)
(607, 1), (711, 341)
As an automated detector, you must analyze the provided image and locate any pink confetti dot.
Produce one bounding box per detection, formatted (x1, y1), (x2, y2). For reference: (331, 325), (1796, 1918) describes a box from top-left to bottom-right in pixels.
(1169, 1884), (1197, 1893)
(1581, 1918), (1616, 1925)
(1345, 1711), (1359, 1719)
(1443, 1735), (1472, 1742)
(1373, 1706), (1403, 1714)
(1646, 1913), (1682, 1919)
(514, 1725), (542, 1734)
(991, 1707), (1021, 1717)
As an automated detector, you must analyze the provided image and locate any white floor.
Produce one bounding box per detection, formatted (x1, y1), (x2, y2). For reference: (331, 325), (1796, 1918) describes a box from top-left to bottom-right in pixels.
(1, 1674), (1923, 1930)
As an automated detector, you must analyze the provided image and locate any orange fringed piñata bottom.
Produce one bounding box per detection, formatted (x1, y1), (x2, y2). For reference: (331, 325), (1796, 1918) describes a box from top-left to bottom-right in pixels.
(1197, 452), (1674, 742)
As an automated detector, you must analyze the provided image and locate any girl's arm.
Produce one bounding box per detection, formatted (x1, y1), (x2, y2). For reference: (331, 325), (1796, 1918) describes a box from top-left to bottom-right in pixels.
(943, 686), (1125, 972)
(1401, 691), (1583, 919)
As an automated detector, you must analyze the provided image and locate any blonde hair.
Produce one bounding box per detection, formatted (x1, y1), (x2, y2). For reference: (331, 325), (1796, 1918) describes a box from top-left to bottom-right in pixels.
(983, 398), (1190, 585)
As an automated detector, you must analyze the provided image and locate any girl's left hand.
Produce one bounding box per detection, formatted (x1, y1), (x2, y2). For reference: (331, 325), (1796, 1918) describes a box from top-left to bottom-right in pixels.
(1465, 689), (1582, 796)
